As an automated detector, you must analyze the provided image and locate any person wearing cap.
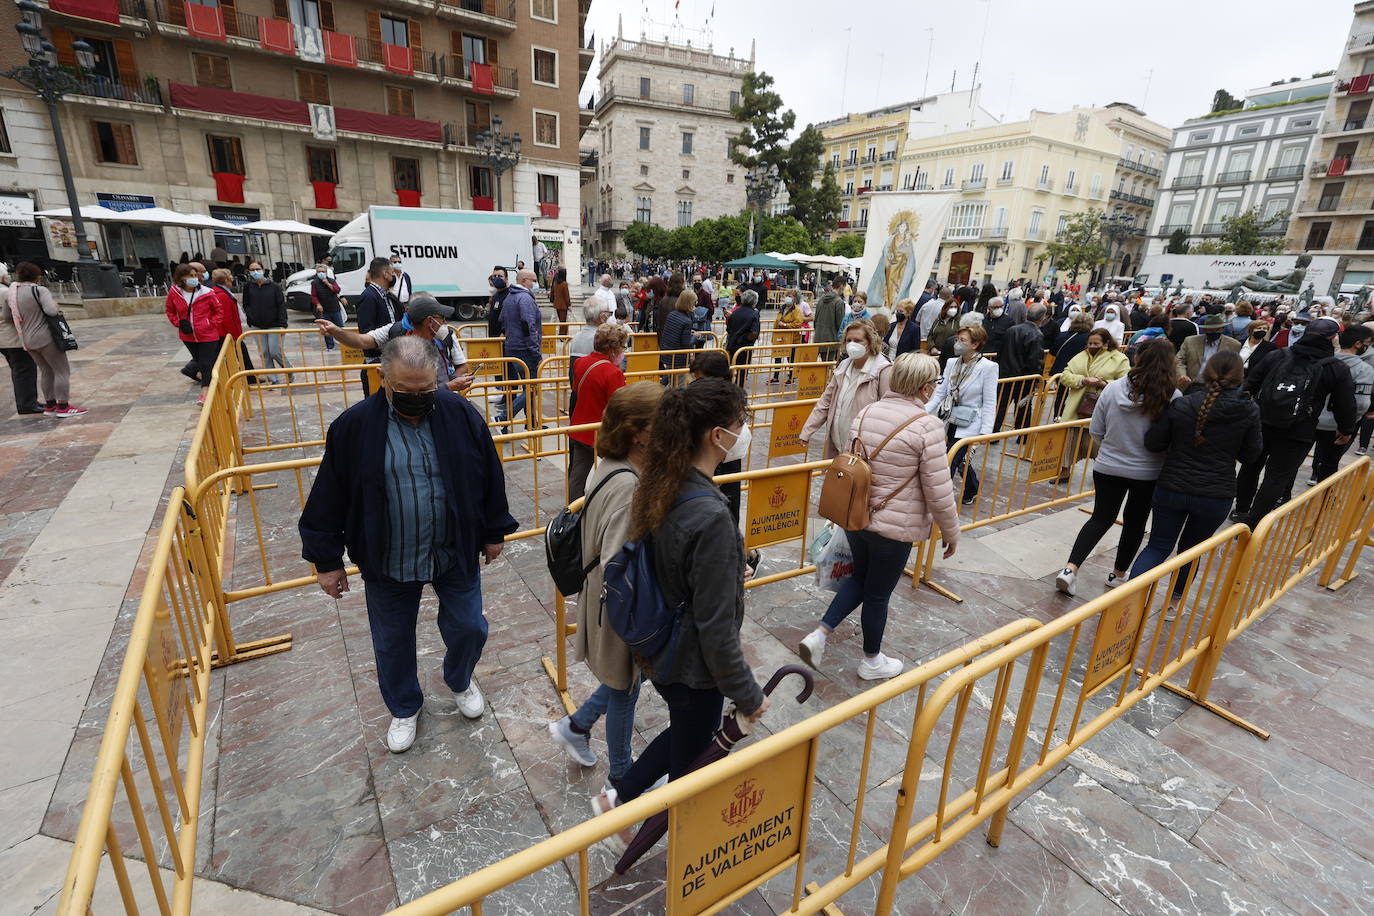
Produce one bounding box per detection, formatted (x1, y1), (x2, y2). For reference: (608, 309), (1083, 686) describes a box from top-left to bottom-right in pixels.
(1274, 309), (1311, 349)
(300, 335), (519, 754)
(1176, 313), (1241, 389)
(1235, 316), (1357, 525)
(316, 298), (473, 392)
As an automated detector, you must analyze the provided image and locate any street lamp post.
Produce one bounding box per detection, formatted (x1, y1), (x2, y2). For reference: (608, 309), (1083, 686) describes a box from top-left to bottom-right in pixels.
(472, 115), (522, 211)
(744, 163), (779, 257)
(4, 1), (120, 296)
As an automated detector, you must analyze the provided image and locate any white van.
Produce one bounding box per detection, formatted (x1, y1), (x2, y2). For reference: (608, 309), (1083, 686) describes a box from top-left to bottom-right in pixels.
(286, 206), (532, 320)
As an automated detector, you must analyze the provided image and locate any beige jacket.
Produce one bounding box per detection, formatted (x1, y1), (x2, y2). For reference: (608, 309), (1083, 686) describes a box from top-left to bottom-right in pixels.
(573, 458), (640, 691)
(0, 282), (17, 349)
(850, 394), (961, 545)
(800, 353), (892, 458)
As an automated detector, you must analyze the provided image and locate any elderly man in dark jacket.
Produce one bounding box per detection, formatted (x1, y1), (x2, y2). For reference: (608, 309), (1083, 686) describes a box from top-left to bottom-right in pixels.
(1234, 317), (1357, 525)
(299, 336), (518, 754)
(814, 277), (846, 360)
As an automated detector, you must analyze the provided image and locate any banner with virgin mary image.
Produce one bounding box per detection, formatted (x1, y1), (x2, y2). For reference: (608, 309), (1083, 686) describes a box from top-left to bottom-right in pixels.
(859, 191), (957, 309)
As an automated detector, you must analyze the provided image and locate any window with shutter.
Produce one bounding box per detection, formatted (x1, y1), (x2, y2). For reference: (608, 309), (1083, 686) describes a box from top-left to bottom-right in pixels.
(486, 37), (498, 67)
(272, 0), (288, 19)
(206, 134), (245, 174)
(221, 0), (240, 37)
(90, 121), (138, 165)
(306, 146), (338, 183)
(192, 53), (232, 90)
(112, 39), (137, 88)
(393, 156), (420, 192)
(318, 0), (334, 29)
(408, 19), (422, 49)
(532, 47), (556, 85)
(0, 111), (11, 154)
(470, 166), (492, 198)
(385, 85), (414, 118)
(51, 27), (77, 68)
(464, 99), (490, 134)
(296, 70), (330, 104)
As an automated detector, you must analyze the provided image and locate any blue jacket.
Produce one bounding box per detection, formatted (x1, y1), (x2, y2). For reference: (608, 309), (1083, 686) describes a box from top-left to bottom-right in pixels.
(355, 283), (400, 354)
(299, 390), (518, 579)
(499, 285), (542, 354)
(885, 318), (921, 356)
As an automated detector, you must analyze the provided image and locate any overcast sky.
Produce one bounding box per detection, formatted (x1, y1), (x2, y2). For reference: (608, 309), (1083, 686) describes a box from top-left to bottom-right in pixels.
(582, 0), (1357, 136)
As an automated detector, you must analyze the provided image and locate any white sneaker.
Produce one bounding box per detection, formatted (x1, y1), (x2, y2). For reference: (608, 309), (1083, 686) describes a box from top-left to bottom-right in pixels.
(386, 714), (418, 753)
(549, 716), (597, 767)
(798, 629), (827, 669)
(858, 652), (903, 680)
(1104, 572), (1127, 589)
(1163, 604), (1178, 622)
(591, 788), (634, 854)
(456, 683), (484, 719)
(1055, 567), (1077, 596)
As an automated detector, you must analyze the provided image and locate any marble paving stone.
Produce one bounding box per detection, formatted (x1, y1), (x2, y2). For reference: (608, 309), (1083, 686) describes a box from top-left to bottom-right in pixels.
(208, 759), (395, 915)
(1313, 666), (1374, 730)
(0, 833), (74, 914)
(0, 774), (56, 854)
(1189, 788), (1374, 916)
(1012, 768), (1293, 916)
(1246, 601), (1374, 682)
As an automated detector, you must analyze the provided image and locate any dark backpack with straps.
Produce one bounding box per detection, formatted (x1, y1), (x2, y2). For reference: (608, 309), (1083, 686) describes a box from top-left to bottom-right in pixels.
(544, 467), (635, 596)
(1257, 350), (1336, 429)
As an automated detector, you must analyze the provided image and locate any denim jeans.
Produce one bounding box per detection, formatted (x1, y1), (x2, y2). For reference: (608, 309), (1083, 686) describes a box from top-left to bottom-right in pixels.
(570, 680), (642, 784)
(615, 681), (722, 803)
(946, 426), (978, 501)
(362, 564), (488, 718)
(321, 307), (345, 349)
(1128, 487), (1232, 599)
(256, 331), (291, 375)
(820, 528), (914, 655)
(496, 348), (542, 423)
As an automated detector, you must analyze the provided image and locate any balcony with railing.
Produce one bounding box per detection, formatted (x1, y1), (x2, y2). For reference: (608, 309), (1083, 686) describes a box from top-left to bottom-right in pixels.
(1266, 164), (1306, 180)
(1323, 117), (1371, 134)
(1117, 157), (1162, 178)
(69, 72), (162, 106)
(1350, 30), (1374, 53)
(1260, 219), (1290, 235)
(1158, 223), (1191, 235)
(1200, 222), (1228, 234)
(1110, 189), (1156, 206)
(38, 0), (149, 20)
(943, 227), (984, 241)
(845, 155), (857, 166)
(1035, 178), (1054, 191)
(996, 176), (1013, 186)
(440, 55), (518, 92)
(1025, 227), (1045, 240)
(984, 227), (1008, 239)
(1171, 174), (1203, 189)
(940, 180), (956, 189)
(357, 38), (439, 77)
(857, 185), (873, 194)
(595, 84), (728, 113)
(1216, 169), (1251, 185)
(879, 150), (897, 161)
(1063, 181), (1078, 196)
(861, 152), (877, 164)
(436, 0), (517, 29)
(961, 178), (986, 191)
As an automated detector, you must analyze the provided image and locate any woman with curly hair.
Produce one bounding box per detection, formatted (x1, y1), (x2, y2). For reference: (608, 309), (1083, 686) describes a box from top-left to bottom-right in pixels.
(1127, 351), (1262, 615)
(1055, 338), (1179, 596)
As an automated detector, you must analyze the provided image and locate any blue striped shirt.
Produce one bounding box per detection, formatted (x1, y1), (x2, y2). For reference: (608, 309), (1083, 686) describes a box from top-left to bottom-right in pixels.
(382, 408), (458, 582)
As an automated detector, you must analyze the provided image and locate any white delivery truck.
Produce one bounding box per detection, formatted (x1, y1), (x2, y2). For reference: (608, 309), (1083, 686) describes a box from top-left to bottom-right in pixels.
(285, 206), (532, 320)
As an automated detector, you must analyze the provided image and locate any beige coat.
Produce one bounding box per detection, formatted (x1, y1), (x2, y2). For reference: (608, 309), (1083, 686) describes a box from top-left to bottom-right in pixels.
(849, 393), (961, 545)
(573, 458), (640, 691)
(0, 282), (18, 349)
(1176, 333), (1240, 383)
(800, 353), (892, 458)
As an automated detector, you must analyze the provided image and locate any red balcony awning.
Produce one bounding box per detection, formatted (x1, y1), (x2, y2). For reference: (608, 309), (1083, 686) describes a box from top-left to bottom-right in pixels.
(470, 62), (494, 95)
(185, 2), (226, 41)
(538, 202), (559, 218)
(213, 172), (245, 203)
(49, 0), (118, 24)
(169, 82), (309, 124)
(383, 42), (413, 76)
(324, 31), (357, 68)
(335, 107), (441, 143)
(1329, 158), (1349, 176)
(396, 189), (421, 208)
(1352, 74), (1373, 95)
(259, 16), (294, 55)
(311, 181), (338, 210)
(837, 220), (850, 228)
(471, 196), (495, 211)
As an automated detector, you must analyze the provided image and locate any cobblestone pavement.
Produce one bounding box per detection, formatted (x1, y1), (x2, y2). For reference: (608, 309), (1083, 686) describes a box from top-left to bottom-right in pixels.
(3, 315), (1372, 915)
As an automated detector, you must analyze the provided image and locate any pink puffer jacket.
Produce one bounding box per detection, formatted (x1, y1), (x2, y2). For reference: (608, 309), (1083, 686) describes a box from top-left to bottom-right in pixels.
(849, 393), (961, 545)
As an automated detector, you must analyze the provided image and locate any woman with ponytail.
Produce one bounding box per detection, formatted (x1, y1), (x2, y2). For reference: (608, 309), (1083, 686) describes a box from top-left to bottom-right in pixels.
(590, 379), (768, 842)
(1127, 351), (1262, 614)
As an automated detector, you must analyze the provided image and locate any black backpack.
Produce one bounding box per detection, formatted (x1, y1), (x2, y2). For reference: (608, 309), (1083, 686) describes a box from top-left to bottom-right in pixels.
(544, 468), (635, 595)
(1257, 350), (1335, 429)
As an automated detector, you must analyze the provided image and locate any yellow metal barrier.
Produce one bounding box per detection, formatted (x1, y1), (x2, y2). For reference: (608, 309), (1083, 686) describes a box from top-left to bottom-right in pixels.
(388, 620), (1043, 916)
(873, 525), (1251, 913)
(914, 419), (1096, 602)
(1321, 462), (1374, 591)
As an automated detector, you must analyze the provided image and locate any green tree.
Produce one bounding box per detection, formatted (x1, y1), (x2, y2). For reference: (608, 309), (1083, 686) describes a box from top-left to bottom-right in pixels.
(1211, 88), (1241, 113)
(827, 234), (866, 258)
(1166, 227), (1190, 254)
(1187, 208), (1288, 255)
(809, 163), (842, 240)
(777, 124), (826, 237)
(623, 221), (669, 259)
(691, 214), (750, 262)
(758, 216), (811, 255)
(1043, 209), (1107, 282)
(730, 71), (796, 172)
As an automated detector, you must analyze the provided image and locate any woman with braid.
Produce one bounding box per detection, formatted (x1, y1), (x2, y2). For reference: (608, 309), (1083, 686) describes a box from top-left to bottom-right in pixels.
(1128, 351), (1262, 616)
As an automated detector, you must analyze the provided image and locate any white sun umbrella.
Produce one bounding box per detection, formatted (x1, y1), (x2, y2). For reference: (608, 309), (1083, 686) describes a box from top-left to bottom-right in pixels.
(34, 204), (127, 221)
(238, 219), (333, 271)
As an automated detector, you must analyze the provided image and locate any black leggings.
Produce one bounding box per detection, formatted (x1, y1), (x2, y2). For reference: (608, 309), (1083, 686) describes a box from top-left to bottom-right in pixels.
(1360, 414), (1374, 450)
(1067, 471), (1156, 571)
(614, 682), (723, 801)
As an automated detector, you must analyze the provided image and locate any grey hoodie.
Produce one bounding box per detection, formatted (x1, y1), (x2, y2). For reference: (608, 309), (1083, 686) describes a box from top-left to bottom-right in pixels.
(1089, 377), (1178, 480)
(1317, 351), (1373, 432)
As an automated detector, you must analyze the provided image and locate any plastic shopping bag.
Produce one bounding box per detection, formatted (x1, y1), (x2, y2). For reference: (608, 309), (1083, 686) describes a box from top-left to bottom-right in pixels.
(811, 523), (854, 592)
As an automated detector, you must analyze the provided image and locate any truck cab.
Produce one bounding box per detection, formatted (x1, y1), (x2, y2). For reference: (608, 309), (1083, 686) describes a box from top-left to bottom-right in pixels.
(285, 214), (370, 314)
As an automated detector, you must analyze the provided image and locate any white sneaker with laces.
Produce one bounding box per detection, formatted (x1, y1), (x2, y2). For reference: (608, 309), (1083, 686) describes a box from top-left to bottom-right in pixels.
(549, 716), (597, 767)
(1055, 567), (1077, 596)
(798, 629), (827, 669)
(386, 714), (418, 753)
(456, 683), (484, 719)
(858, 652), (903, 681)
(1104, 572), (1127, 589)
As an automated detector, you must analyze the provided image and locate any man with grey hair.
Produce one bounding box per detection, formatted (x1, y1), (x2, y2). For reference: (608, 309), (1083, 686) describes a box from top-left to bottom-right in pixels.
(917, 284), (951, 339)
(593, 273), (617, 316)
(569, 295), (614, 364)
(725, 287), (762, 378)
(300, 335), (518, 754)
(495, 268), (543, 428)
(995, 301), (1048, 431)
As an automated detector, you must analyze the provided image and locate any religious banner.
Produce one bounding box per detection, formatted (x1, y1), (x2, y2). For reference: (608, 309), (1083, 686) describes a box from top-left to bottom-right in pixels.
(295, 24), (325, 63)
(309, 103), (336, 141)
(858, 190), (958, 310)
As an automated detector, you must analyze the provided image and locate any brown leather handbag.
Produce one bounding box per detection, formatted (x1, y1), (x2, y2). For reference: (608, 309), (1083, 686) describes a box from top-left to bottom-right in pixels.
(818, 411), (924, 531)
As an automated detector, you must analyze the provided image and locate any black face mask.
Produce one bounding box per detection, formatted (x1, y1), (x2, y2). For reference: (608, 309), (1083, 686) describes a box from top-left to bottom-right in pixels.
(1205, 331), (1222, 341)
(390, 389), (435, 419)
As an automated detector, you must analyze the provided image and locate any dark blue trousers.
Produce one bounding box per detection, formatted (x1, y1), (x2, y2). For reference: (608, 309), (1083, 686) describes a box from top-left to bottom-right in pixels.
(363, 565), (487, 718)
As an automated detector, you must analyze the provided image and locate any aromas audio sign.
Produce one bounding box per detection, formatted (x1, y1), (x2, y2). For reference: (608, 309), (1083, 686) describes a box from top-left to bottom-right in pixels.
(667, 741), (812, 914)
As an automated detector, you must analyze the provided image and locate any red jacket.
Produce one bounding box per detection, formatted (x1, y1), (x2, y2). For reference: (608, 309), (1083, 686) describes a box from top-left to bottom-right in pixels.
(165, 286), (225, 342)
(570, 353), (626, 446)
(210, 285), (244, 338)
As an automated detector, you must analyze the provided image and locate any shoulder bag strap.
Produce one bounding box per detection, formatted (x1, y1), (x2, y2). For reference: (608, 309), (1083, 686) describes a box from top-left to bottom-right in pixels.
(578, 467), (638, 572)
(574, 357), (615, 399)
(868, 410), (926, 461)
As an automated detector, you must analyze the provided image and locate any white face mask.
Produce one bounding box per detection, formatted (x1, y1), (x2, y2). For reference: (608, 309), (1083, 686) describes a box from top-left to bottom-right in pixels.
(717, 423), (751, 463)
(845, 341), (867, 361)
(945, 307), (958, 318)
(435, 323), (450, 340)
(990, 307), (1004, 318)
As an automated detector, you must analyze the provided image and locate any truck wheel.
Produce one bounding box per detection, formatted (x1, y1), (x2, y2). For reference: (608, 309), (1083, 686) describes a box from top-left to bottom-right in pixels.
(455, 301), (477, 321)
